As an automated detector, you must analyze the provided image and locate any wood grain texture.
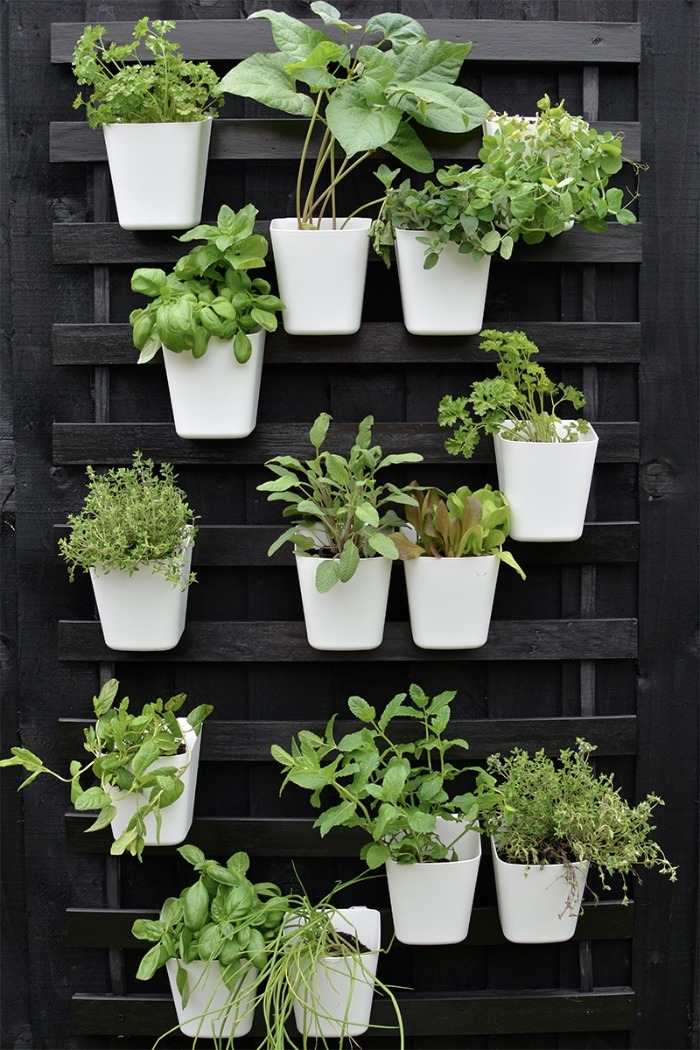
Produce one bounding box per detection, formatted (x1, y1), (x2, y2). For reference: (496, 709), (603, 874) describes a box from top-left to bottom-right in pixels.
(69, 989), (635, 1036)
(52, 221), (642, 265)
(51, 421), (640, 465)
(49, 117), (641, 163)
(51, 19), (642, 64)
(52, 521), (639, 565)
(65, 900), (634, 949)
(59, 714), (637, 762)
(52, 321), (642, 366)
(57, 618), (638, 663)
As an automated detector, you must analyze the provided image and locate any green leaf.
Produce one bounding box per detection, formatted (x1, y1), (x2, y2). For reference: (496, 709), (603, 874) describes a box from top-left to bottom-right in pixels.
(315, 799), (357, 836)
(85, 804), (117, 832)
(74, 786), (113, 811)
(250, 9), (331, 63)
(355, 502), (379, 528)
(326, 83), (402, 157)
(367, 532), (400, 559)
(361, 841), (391, 869)
(183, 881), (209, 931)
(131, 268), (167, 297)
(178, 844), (206, 869)
(382, 121), (434, 173)
(338, 541), (360, 583)
(131, 740), (160, 779)
(309, 412), (331, 451)
(315, 558), (340, 593)
(233, 329), (253, 364)
(391, 39), (472, 86)
(347, 696), (376, 723)
(219, 52), (316, 116)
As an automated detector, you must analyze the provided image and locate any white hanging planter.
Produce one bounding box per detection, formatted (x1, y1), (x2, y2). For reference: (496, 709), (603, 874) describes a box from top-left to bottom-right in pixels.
(403, 554), (500, 649)
(162, 332), (265, 439)
(493, 422), (599, 541)
(385, 818), (482, 945)
(291, 907), (380, 1040)
(89, 540), (193, 651)
(295, 554), (392, 651)
(269, 218), (371, 335)
(491, 837), (590, 943)
(166, 958), (258, 1039)
(102, 118), (212, 231)
(394, 229), (491, 335)
(109, 718), (202, 847)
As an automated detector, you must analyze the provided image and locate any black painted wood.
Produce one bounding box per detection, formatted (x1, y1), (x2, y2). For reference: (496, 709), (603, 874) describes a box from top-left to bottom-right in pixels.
(70, 989), (636, 1037)
(52, 321), (643, 366)
(5, 2), (697, 1048)
(52, 221), (642, 265)
(51, 19), (642, 65)
(57, 618), (638, 663)
(49, 117), (642, 164)
(59, 714), (638, 762)
(51, 421), (640, 464)
(53, 522), (640, 565)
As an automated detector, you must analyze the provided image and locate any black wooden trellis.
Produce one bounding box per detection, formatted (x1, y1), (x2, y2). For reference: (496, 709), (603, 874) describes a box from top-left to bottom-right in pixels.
(1, 2), (698, 1049)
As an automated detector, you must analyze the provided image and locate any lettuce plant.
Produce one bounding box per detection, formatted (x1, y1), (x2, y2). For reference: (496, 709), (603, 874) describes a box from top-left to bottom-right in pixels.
(390, 483), (525, 579)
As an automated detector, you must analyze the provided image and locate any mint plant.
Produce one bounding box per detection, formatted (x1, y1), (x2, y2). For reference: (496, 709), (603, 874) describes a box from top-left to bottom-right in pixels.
(258, 413), (422, 592)
(72, 18), (224, 128)
(390, 483), (526, 579)
(438, 328), (591, 458)
(272, 684), (499, 867)
(0, 679), (212, 861)
(130, 203), (285, 365)
(58, 451), (198, 585)
(479, 740), (678, 904)
(219, 2), (489, 227)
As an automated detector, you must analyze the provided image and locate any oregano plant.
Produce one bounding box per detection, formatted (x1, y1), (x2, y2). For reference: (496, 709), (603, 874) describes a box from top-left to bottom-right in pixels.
(0, 679), (212, 862)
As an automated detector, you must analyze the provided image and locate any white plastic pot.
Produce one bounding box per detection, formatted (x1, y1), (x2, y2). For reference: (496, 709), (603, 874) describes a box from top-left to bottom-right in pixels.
(89, 540), (192, 651)
(404, 554), (500, 649)
(491, 837), (590, 943)
(166, 959), (258, 1039)
(291, 907), (380, 1039)
(394, 229), (491, 335)
(385, 818), (482, 945)
(162, 331), (265, 439)
(102, 118), (212, 231)
(109, 718), (201, 847)
(493, 422), (599, 541)
(269, 217), (371, 335)
(295, 554), (392, 651)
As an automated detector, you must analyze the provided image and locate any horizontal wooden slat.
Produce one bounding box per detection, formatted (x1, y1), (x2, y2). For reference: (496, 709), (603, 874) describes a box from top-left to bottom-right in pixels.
(53, 523), (640, 567)
(57, 618), (638, 662)
(59, 714), (638, 763)
(66, 900), (634, 950)
(52, 222), (642, 265)
(70, 989), (635, 1036)
(52, 20), (642, 65)
(50, 118), (641, 163)
(52, 421), (639, 465)
(52, 321), (642, 366)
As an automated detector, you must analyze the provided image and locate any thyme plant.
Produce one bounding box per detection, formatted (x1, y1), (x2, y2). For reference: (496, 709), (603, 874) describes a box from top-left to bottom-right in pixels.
(58, 452), (198, 585)
(479, 739), (678, 903)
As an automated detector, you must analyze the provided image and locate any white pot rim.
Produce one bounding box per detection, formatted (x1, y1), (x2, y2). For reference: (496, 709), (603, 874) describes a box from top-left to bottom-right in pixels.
(103, 115), (213, 129)
(270, 216), (372, 232)
(495, 420), (598, 445)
